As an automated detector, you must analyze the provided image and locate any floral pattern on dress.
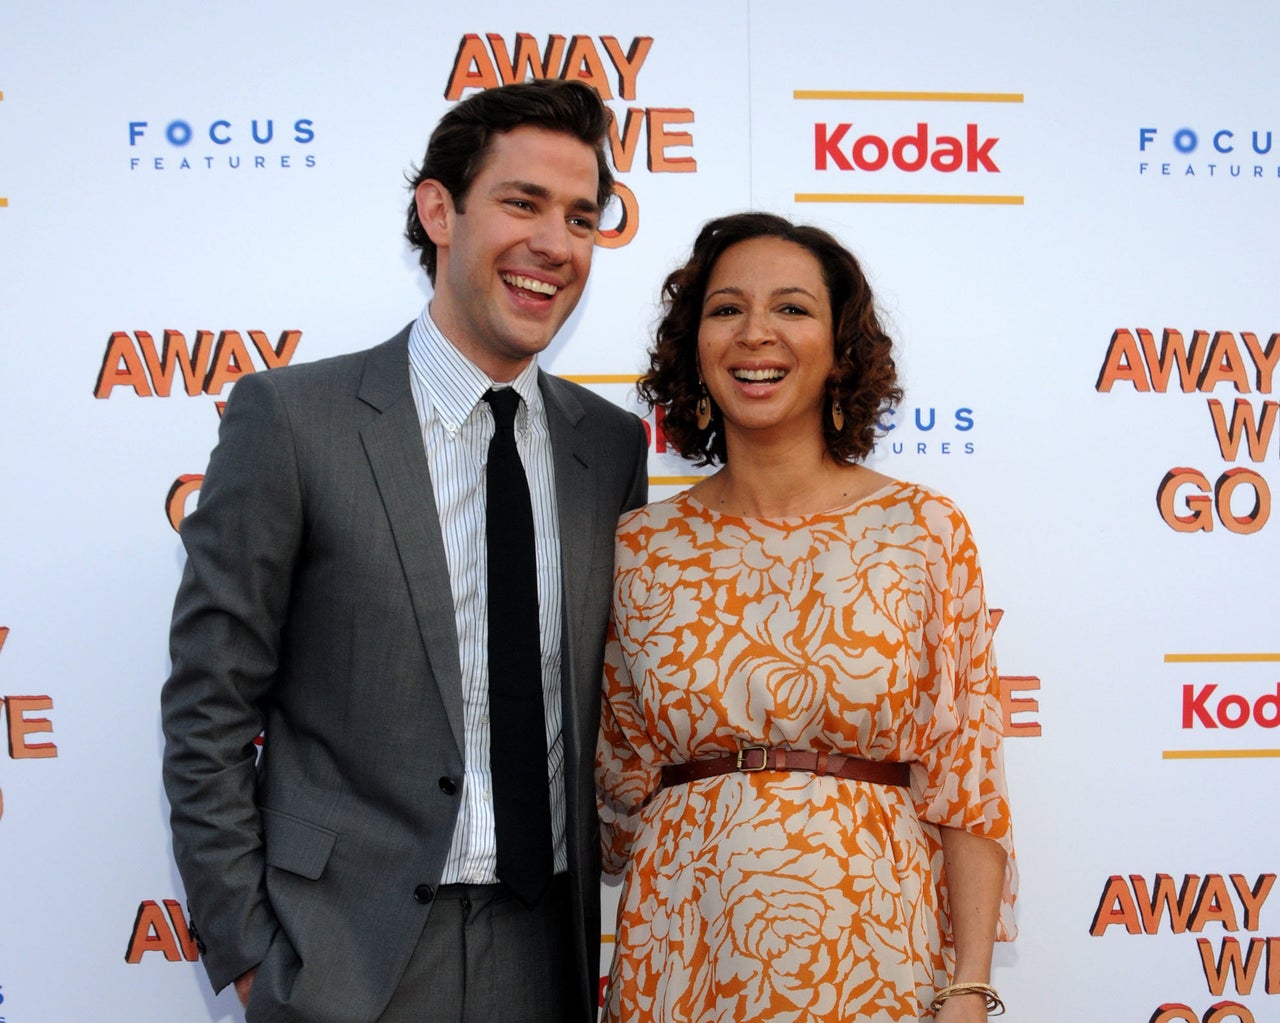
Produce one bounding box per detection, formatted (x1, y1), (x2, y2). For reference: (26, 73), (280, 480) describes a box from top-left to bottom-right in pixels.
(597, 481), (1016, 1023)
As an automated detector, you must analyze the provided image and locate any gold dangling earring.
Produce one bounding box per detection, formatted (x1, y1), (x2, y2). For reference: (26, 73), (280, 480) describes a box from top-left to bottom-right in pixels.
(696, 385), (712, 431)
(831, 399), (845, 432)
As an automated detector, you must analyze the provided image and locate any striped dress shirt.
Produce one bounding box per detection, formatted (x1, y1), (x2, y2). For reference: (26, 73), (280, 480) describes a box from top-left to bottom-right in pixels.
(406, 306), (567, 884)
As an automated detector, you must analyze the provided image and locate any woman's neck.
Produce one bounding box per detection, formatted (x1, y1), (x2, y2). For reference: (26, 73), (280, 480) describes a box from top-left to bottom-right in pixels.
(696, 437), (890, 519)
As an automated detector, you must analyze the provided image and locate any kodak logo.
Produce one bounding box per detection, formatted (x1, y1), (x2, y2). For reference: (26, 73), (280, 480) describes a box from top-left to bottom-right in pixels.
(815, 122), (1000, 173)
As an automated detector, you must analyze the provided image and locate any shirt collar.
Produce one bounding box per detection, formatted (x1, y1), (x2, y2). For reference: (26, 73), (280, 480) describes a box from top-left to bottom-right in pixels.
(407, 303), (543, 433)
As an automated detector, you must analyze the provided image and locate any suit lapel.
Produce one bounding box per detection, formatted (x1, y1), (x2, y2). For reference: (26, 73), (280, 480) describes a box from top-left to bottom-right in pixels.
(357, 333), (466, 754)
(540, 373), (598, 754)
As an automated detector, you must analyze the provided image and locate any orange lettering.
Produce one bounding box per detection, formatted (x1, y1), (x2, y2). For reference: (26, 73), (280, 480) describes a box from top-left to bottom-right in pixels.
(5, 695), (56, 759)
(1140, 328), (1211, 393)
(247, 329), (302, 370)
(600, 36), (653, 100)
(608, 108), (646, 173)
(560, 35), (613, 98)
(484, 33), (566, 86)
(1199, 938), (1265, 997)
(1197, 332), (1252, 393)
(1158, 468), (1213, 532)
(125, 901), (183, 963)
(1240, 332), (1280, 393)
(204, 330), (255, 395)
(998, 676), (1041, 737)
(94, 331), (153, 398)
(1204, 1002), (1255, 1023)
(1096, 328), (1149, 392)
(1090, 875), (1142, 935)
(443, 34), (500, 100)
(1190, 874), (1240, 932)
(1208, 399), (1279, 462)
(166, 474), (204, 532)
(1215, 468), (1271, 535)
(1132, 873), (1199, 934)
(597, 182), (639, 249)
(137, 329), (215, 396)
(165, 899), (199, 961)
(646, 109), (697, 172)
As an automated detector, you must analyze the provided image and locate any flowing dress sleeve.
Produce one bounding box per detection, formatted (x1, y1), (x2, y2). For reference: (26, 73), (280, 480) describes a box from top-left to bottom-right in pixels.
(910, 496), (1018, 942)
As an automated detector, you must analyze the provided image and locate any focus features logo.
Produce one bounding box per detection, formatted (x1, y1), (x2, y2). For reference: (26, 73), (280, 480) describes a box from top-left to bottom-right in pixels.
(127, 117), (316, 172)
(1138, 125), (1280, 180)
(871, 403), (976, 459)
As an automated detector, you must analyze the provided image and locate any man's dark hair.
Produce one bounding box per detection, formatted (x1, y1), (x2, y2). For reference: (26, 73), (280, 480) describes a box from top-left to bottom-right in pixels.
(405, 79), (615, 282)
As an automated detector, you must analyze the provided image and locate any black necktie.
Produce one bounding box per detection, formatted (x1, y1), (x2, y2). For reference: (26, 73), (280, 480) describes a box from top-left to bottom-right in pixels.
(482, 387), (553, 904)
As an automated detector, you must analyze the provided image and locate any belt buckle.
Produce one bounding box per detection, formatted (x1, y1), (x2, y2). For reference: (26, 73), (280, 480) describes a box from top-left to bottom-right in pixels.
(736, 744), (768, 771)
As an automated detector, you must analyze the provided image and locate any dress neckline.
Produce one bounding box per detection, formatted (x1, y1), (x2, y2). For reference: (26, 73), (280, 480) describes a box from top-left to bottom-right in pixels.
(680, 478), (907, 525)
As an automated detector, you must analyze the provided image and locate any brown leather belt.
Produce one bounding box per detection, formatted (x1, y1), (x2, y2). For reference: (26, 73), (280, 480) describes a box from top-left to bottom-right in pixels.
(660, 746), (910, 789)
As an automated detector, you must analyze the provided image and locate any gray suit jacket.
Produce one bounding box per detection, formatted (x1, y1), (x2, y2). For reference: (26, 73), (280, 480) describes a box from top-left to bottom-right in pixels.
(161, 327), (649, 1022)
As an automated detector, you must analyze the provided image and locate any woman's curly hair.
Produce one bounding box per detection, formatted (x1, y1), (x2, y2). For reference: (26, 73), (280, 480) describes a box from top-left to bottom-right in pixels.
(638, 212), (902, 466)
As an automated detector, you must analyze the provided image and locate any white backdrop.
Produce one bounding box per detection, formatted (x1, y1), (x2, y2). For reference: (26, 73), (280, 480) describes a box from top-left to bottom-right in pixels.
(2, 2), (1278, 1020)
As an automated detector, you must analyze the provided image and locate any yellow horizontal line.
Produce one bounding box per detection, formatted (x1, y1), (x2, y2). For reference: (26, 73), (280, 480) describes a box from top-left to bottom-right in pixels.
(650, 475), (704, 486)
(794, 90), (1024, 103)
(561, 373), (639, 385)
(796, 193), (1023, 206)
(600, 934), (616, 944)
(1163, 749), (1280, 760)
(0, 197), (8, 207)
(1165, 652), (1280, 663)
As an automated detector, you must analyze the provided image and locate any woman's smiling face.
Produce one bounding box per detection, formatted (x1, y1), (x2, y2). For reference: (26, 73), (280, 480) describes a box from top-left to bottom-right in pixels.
(697, 235), (835, 448)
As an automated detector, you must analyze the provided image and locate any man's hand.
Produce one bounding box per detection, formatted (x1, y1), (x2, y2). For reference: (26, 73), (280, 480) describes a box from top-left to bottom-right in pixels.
(234, 967), (257, 1007)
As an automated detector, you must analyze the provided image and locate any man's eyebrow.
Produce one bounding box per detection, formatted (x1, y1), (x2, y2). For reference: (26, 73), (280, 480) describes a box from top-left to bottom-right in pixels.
(497, 179), (551, 200)
(495, 179), (600, 215)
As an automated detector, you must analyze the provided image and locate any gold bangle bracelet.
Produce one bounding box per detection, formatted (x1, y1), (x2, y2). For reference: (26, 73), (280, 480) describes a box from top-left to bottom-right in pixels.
(928, 981), (1005, 1016)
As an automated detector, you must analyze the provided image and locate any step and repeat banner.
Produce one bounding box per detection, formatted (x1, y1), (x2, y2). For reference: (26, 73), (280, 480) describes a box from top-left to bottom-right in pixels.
(1, 2), (1277, 1020)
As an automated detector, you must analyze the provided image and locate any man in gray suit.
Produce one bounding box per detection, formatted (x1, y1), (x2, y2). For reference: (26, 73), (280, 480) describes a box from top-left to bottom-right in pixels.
(162, 80), (649, 1023)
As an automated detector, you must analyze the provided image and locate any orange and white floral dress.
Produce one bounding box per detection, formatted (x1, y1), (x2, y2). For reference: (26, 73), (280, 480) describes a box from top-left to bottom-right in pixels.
(597, 481), (1016, 1023)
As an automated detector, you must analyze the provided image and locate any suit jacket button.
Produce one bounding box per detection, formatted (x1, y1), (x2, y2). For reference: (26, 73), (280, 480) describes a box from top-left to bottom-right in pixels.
(413, 884), (435, 904)
(438, 776), (458, 795)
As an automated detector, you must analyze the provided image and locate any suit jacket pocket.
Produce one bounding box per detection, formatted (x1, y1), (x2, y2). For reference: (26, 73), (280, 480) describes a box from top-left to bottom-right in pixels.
(260, 806), (338, 881)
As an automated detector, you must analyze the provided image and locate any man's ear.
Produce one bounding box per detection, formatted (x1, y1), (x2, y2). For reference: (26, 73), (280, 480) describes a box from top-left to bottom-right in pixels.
(414, 179), (454, 246)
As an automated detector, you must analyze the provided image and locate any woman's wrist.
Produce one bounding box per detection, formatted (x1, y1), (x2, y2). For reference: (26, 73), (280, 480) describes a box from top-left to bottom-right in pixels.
(928, 981), (1005, 1016)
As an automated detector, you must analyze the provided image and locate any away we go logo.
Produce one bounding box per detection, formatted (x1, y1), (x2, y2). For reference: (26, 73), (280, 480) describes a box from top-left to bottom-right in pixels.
(0, 628), (59, 827)
(1096, 327), (1278, 534)
(444, 33), (697, 248)
(91, 328), (305, 531)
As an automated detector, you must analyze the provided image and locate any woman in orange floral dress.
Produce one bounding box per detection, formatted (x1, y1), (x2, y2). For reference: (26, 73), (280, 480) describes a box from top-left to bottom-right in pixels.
(597, 213), (1016, 1022)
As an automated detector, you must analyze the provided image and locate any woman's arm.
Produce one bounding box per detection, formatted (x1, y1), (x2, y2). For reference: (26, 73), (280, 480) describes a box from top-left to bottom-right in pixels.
(934, 824), (1007, 1021)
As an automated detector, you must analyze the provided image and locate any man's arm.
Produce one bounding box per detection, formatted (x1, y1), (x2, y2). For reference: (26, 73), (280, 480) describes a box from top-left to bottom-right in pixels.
(622, 415), (650, 513)
(161, 371), (303, 993)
